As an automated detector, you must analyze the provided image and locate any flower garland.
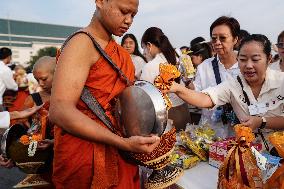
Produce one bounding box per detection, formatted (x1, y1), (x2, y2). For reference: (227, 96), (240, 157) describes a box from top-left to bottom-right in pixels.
(154, 63), (181, 109)
(19, 134), (42, 157)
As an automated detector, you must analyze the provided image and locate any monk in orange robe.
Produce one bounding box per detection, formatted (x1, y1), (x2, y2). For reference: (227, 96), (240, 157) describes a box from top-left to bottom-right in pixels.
(0, 56), (56, 188)
(24, 56), (56, 189)
(49, 0), (160, 189)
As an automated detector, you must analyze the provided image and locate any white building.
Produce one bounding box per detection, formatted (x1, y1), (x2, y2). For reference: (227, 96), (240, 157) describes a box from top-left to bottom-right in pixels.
(0, 18), (80, 67)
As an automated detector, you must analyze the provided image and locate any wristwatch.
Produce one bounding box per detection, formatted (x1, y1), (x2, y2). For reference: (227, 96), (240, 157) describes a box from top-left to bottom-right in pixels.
(259, 117), (267, 129)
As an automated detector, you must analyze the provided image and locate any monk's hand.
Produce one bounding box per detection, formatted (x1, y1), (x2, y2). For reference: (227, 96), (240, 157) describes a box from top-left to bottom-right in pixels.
(241, 116), (262, 131)
(37, 139), (54, 150)
(126, 135), (160, 153)
(0, 154), (14, 169)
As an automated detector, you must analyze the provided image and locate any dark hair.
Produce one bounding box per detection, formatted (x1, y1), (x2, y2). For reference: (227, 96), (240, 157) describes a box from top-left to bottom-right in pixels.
(190, 37), (206, 48)
(239, 29), (250, 40)
(277, 30), (284, 43)
(190, 42), (212, 61)
(141, 27), (177, 65)
(210, 16), (240, 39)
(180, 46), (189, 51)
(238, 34), (271, 58)
(121, 33), (147, 62)
(0, 47), (12, 60)
(234, 29), (250, 51)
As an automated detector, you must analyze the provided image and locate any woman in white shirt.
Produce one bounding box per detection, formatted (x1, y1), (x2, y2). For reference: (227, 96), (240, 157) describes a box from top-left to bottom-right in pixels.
(121, 33), (147, 80)
(140, 27), (190, 131)
(192, 16), (241, 138)
(269, 30), (284, 72)
(167, 34), (284, 150)
(0, 47), (18, 110)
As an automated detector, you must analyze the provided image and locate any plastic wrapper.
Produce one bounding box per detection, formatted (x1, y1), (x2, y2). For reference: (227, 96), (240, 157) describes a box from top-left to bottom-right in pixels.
(170, 145), (200, 170)
(179, 54), (196, 81)
(261, 153), (281, 183)
(179, 127), (213, 161)
(264, 132), (284, 189)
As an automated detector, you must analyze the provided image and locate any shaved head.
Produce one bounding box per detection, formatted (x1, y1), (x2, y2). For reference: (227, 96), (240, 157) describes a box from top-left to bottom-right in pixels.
(32, 56), (56, 93)
(33, 56), (56, 74)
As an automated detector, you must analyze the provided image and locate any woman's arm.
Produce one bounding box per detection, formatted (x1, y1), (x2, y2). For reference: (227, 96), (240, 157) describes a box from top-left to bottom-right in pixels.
(242, 116), (284, 130)
(266, 116), (284, 130)
(168, 82), (214, 108)
(49, 34), (159, 153)
(9, 105), (42, 120)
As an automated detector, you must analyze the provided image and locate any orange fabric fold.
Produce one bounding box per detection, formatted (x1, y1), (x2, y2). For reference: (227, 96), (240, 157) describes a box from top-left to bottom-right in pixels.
(53, 40), (139, 189)
(7, 90), (29, 111)
(265, 164), (284, 189)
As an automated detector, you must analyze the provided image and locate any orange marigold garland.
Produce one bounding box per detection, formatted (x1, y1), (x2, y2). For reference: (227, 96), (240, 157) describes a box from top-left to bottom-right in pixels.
(19, 133), (43, 157)
(234, 124), (255, 143)
(18, 108), (47, 157)
(19, 135), (30, 145)
(154, 63), (181, 109)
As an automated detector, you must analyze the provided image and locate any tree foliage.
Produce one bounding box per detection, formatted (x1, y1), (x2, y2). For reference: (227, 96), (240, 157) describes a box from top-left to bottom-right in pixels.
(27, 46), (57, 70)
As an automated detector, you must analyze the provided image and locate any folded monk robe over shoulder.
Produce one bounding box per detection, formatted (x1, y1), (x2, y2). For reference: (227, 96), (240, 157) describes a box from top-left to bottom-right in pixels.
(52, 36), (140, 189)
(50, 1), (161, 188)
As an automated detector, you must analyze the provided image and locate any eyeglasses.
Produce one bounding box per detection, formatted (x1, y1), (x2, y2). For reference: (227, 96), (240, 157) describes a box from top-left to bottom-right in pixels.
(276, 42), (284, 49)
(211, 35), (231, 43)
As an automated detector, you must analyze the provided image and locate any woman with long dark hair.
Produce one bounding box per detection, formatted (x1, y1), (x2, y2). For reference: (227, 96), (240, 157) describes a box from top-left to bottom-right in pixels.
(140, 27), (190, 131)
(121, 33), (147, 80)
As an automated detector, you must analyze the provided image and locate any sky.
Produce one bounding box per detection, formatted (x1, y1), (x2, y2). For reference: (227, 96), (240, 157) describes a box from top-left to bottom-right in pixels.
(0, 0), (284, 48)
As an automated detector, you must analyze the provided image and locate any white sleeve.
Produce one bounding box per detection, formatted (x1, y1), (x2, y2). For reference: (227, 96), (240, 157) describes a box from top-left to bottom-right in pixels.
(134, 57), (146, 79)
(202, 81), (231, 109)
(140, 65), (154, 83)
(2, 69), (18, 91)
(0, 111), (10, 129)
(193, 66), (202, 91)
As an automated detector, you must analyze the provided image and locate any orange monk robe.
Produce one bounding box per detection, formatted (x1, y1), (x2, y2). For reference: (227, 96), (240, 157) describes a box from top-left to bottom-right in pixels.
(10, 93), (50, 131)
(21, 95), (54, 139)
(53, 40), (139, 189)
(10, 94), (55, 189)
(8, 90), (29, 111)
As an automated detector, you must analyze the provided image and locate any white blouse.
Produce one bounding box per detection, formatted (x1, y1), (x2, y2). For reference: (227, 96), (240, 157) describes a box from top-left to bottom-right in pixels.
(269, 60), (283, 72)
(0, 111), (10, 129)
(131, 55), (146, 80)
(192, 55), (240, 138)
(0, 61), (18, 104)
(203, 68), (284, 145)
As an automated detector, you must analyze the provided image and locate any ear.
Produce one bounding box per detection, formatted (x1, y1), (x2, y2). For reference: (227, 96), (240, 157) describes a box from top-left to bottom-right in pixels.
(146, 42), (152, 48)
(267, 54), (273, 64)
(146, 42), (152, 51)
(233, 36), (239, 46)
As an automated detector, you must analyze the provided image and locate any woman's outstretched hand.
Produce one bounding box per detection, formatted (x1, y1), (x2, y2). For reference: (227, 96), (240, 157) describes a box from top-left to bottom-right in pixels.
(162, 81), (180, 94)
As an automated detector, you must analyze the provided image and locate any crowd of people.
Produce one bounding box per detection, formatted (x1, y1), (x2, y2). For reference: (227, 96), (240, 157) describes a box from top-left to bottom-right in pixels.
(0, 0), (283, 188)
